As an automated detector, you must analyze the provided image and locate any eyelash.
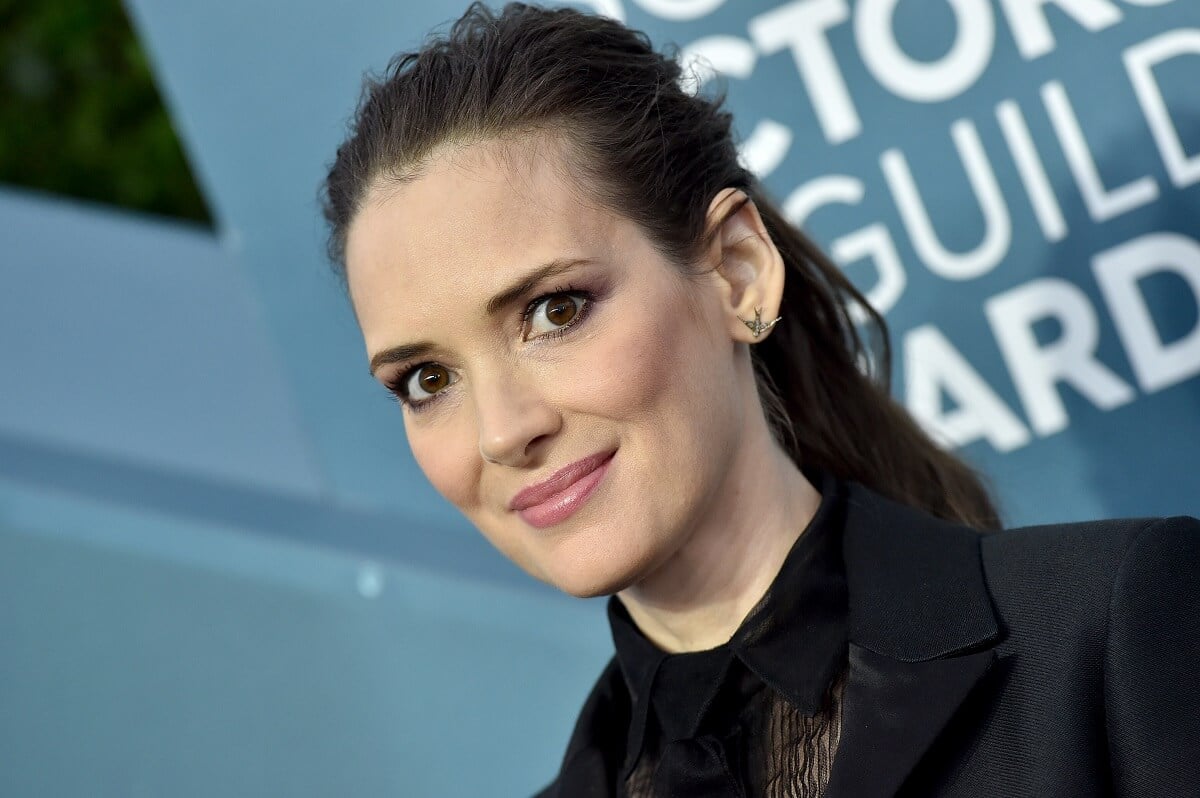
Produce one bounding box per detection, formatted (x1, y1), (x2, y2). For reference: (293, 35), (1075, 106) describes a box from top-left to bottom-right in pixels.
(383, 285), (595, 413)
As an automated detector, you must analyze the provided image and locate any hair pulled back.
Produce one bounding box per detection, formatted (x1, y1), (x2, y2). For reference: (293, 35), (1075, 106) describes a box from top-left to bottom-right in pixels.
(322, 2), (1000, 529)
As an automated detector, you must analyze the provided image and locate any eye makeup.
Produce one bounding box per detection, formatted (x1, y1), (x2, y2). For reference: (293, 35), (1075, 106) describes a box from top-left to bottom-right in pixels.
(382, 284), (601, 413)
(521, 285), (594, 341)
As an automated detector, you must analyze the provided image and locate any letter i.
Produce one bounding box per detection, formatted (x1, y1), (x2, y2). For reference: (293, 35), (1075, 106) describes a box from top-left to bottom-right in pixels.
(996, 98), (1068, 244)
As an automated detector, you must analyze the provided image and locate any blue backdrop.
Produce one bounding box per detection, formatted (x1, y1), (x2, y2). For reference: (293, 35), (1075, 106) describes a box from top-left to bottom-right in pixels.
(1, 1), (1197, 795)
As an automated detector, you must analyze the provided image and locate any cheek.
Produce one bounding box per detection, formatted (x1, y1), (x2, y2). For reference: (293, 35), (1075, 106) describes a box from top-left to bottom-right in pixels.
(405, 417), (482, 511)
(566, 290), (728, 428)
(569, 325), (665, 414)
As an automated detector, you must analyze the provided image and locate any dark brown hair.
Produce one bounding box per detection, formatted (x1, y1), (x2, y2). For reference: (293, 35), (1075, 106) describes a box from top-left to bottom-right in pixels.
(321, 2), (1001, 529)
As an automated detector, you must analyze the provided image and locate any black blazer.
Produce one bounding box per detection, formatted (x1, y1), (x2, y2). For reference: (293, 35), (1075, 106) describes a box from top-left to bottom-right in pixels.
(536, 482), (1200, 797)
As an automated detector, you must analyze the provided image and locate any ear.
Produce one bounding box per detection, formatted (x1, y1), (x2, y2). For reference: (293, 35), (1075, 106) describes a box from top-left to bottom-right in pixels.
(705, 188), (785, 343)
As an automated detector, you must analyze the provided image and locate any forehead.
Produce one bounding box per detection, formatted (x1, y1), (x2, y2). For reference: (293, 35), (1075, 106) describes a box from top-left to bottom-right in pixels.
(344, 135), (621, 336)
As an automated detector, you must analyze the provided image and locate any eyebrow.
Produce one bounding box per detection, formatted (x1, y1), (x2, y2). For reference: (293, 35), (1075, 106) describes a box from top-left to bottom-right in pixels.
(368, 257), (593, 376)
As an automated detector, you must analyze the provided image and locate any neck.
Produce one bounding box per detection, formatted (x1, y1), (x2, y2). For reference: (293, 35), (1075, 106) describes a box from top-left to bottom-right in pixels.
(616, 428), (821, 653)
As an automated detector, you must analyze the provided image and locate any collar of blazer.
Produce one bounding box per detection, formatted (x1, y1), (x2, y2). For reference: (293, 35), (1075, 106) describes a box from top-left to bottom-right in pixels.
(825, 481), (1004, 798)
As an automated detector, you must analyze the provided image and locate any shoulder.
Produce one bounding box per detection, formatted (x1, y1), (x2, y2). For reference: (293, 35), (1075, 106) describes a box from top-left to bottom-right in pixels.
(980, 513), (1199, 587)
(978, 515), (1199, 660)
(1088, 514), (1200, 651)
(964, 515), (1200, 793)
(1077, 516), (1200, 793)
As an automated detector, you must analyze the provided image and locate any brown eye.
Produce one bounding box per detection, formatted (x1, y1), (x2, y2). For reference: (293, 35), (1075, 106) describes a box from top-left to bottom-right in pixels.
(526, 292), (588, 338)
(404, 363), (455, 402)
(545, 294), (578, 326)
(418, 365), (449, 392)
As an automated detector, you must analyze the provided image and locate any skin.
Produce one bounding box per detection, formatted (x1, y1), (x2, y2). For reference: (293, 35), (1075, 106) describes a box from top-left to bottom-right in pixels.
(345, 133), (821, 652)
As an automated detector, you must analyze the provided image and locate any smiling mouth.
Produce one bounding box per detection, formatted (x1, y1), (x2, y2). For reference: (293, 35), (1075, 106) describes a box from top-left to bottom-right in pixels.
(509, 449), (615, 529)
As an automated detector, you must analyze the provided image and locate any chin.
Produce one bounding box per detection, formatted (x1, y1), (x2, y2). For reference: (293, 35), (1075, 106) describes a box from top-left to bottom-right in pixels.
(545, 570), (627, 599)
(542, 558), (645, 599)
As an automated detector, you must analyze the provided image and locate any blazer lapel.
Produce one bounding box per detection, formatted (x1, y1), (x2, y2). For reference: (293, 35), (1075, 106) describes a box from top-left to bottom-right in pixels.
(823, 483), (1004, 797)
(824, 644), (998, 798)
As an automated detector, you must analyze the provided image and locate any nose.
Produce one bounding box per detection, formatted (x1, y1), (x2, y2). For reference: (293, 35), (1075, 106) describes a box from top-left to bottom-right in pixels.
(474, 366), (561, 467)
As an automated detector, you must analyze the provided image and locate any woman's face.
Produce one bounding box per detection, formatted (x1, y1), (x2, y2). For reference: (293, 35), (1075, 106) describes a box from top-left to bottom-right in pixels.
(345, 136), (758, 597)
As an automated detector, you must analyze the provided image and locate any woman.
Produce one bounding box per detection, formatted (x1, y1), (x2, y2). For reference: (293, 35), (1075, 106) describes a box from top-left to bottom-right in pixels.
(321, 3), (1199, 796)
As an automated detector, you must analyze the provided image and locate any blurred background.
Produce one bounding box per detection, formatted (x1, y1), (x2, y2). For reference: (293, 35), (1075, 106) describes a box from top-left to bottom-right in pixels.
(1, 0), (1197, 795)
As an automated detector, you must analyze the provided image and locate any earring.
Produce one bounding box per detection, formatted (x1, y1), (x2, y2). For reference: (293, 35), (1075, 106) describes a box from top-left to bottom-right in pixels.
(740, 307), (782, 339)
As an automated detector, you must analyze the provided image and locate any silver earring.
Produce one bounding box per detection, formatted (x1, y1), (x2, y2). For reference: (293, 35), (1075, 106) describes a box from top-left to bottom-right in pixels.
(740, 307), (782, 339)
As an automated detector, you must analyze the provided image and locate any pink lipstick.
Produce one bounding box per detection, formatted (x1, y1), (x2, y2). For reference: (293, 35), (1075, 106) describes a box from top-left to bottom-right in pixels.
(509, 450), (615, 529)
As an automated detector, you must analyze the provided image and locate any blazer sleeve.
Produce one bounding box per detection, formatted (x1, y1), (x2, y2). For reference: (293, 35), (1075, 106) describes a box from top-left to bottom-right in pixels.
(1104, 515), (1200, 796)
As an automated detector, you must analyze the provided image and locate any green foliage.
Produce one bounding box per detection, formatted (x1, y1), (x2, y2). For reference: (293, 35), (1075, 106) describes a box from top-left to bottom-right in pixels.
(0, 0), (211, 224)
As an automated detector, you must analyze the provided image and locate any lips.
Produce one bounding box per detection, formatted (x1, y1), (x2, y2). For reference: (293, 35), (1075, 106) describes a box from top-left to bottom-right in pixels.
(509, 449), (615, 528)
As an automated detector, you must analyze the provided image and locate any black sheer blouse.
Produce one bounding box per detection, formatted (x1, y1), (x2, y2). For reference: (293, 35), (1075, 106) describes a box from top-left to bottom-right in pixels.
(608, 472), (849, 797)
